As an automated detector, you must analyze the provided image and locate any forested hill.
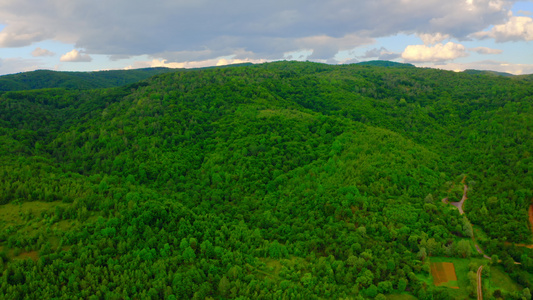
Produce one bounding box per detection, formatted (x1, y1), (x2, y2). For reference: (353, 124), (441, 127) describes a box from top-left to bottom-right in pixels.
(462, 69), (515, 77)
(0, 61), (532, 299)
(0, 67), (177, 91)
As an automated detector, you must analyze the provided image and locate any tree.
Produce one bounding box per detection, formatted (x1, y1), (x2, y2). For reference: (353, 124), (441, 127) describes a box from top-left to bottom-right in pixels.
(524, 288), (532, 300)
(356, 269), (374, 288)
(397, 278), (407, 292)
(364, 284), (378, 298)
(377, 281), (393, 294)
(417, 247), (427, 261)
(376, 294), (390, 300)
(456, 240), (471, 258)
(424, 193), (434, 203)
(182, 247), (196, 263)
(462, 217), (473, 238)
(218, 276), (230, 297)
(426, 238), (438, 256)
(346, 255), (358, 267)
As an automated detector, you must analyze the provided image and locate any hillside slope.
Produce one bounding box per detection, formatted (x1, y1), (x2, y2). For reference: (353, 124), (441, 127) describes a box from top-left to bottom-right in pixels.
(0, 61), (531, 299)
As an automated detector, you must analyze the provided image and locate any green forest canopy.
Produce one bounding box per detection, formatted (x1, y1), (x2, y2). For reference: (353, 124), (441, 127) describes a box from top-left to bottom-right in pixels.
(0, 61), (531, 299)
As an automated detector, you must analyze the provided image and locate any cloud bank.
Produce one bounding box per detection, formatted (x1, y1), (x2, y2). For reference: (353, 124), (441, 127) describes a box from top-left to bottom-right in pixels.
(0, 0), (520, 64)
(473, 15), (533, 41)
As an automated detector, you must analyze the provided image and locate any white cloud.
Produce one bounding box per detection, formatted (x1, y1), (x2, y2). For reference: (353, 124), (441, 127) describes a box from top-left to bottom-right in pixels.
(60, 49), (92, 62)
(418, 33), (450, 45)
(473, 15), (533, 41)
(402, 42), (468, 62)
(469, 46), (503, 54)
(32, 47), (55, 57)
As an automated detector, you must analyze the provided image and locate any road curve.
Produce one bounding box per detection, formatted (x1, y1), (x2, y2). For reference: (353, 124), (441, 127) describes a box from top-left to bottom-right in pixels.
(477, 265), (483, 300)
(475, 244), (492, 259)
(450, 185), (468, 215)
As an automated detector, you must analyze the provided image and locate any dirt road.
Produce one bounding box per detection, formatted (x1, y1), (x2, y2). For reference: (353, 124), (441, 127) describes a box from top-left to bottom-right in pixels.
(450, 185), (468, 215)
(477, 265), (483, 300)
(474, 244), (491, 259)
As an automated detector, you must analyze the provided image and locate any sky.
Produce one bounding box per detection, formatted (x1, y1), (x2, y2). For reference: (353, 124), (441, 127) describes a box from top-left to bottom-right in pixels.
(0, 0), (532, 76)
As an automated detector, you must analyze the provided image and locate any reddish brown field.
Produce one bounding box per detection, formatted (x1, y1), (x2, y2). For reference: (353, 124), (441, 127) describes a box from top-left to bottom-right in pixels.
(529, 204), (533, 237)
(431, 262), (459, 288)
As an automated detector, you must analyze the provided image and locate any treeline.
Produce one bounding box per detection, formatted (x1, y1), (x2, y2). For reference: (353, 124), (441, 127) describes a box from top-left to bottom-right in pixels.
(0, 68), (176, 92)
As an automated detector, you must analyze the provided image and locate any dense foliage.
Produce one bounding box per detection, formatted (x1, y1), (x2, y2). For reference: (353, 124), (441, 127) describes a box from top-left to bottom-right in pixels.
(0, 61), (531, 299)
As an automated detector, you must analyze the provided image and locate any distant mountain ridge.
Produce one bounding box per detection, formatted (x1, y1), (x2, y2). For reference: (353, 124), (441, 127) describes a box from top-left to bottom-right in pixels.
(356, 60), (415, 68)
(0, 63), (262, 92)
(0, 67), (177, 91)
(462, 69), (515, 77)
(3, 62), (529, 93)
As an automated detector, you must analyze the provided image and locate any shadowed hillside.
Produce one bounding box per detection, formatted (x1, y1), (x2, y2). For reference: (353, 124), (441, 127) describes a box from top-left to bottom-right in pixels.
(0, 68), (177, 91)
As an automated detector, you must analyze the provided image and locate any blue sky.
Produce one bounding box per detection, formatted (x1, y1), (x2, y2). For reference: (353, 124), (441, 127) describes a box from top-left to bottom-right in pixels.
(0, 0), (532, 75)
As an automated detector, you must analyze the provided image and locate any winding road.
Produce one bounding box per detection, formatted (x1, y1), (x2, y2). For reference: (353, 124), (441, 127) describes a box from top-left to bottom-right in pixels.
(475, 244), (491, 260)
(449, 185), (468, 215)
(477, 265), (483, 300)
(440, 182), (533, 299)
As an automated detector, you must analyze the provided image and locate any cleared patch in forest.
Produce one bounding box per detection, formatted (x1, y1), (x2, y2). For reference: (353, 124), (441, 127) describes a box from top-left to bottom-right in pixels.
(0, 201), (79, 259)
(386, 294), (418, 300)
(0, 201), (69, 227)
(430, 262), (459, 289)
(14, 250), (39, 261)
(490, 266), (523, 293)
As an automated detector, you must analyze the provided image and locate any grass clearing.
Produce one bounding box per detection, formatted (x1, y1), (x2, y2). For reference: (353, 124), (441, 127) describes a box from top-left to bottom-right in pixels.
(14, 250), (39, 261)
(0, 201), (79, 259)
(488, 266), (523, 293)
(429, 257), (486, 299)
(263, 258), (283, 274)
(430, 257), (473, 289)
(0, 201), (69, 227)
(386, 293), (418, 300)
